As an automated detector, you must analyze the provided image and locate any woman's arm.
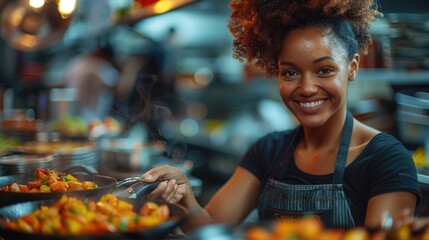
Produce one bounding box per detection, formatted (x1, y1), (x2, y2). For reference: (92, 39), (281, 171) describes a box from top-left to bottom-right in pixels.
(180, 166), (262, 232)
(365, 191), (417, 228)
(205, 166), (262, 223)
(142, 165), (262, 232)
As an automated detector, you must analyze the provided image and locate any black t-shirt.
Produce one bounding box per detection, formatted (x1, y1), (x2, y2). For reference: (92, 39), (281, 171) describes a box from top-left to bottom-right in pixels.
(239, 128), (422, 226)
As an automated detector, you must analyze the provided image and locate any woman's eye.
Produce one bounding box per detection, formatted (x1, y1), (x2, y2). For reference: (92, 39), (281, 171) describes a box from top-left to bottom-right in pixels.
(281, 70), (298, 78)
(317, 68), (333, 75)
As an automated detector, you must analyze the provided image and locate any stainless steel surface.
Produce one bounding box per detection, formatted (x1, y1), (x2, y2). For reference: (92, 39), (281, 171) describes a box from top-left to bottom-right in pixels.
(52, 147), (100, 172)
(0, 154), (54, 176)
(395, 89), (429, 146)
(419, 173), (429, 184)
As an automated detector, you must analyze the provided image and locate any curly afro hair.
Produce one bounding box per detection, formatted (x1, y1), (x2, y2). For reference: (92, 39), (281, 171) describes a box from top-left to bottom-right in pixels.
(228, 0), (383, 78)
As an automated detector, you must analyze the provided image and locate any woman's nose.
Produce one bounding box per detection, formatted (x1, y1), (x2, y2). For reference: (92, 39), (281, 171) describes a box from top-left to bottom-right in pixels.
(299, 74), (318, 95)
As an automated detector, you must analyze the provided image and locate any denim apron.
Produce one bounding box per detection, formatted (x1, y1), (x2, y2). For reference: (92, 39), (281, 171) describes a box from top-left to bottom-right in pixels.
(257, 111), (355, 228)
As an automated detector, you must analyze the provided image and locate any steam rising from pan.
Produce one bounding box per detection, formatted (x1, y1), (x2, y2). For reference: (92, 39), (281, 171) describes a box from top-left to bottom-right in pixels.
(113, 74), (188, 164)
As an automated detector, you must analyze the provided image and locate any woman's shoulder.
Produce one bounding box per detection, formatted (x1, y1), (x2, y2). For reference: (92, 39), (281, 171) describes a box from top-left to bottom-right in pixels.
(367, 132), (408, 152)
(354, 120), (406, 154)
(356, 132), (421, 203)
(351, 131), (412, 169)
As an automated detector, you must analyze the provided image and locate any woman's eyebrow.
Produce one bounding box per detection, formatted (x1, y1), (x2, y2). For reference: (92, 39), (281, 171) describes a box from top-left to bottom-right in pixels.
(279, 61), (295, 66)
(279, 56), (334, 66)
(313, 56), (334, 64)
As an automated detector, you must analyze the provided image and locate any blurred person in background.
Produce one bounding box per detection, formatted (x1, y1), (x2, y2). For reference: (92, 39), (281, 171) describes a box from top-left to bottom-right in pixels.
(140, 0), (421, 231)
(61, 44), (119, 123)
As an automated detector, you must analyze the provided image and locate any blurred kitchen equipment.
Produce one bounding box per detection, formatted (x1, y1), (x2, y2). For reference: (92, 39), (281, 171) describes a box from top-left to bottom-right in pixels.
(187, 224), (242, 240)
(52, 146), (100, 172)
(1, 109), (38, 142)
(416, 168), (429, 217)
(99, 136), (193, 174)
(0, 0), (78, 51)
(387, 13), (429, 70)
(395, 89), (429, 146)
(0, 153), (53, 176)
(349, 98), (396, 135)
(99, 122), (151, 172)
(100, 137), (151, 172)
(49, 88), (79, 122)
(11, 140), (101, 171)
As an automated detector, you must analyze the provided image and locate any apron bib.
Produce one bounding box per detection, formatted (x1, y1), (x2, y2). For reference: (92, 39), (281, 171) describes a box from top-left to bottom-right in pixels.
(257, 111), (355, 228)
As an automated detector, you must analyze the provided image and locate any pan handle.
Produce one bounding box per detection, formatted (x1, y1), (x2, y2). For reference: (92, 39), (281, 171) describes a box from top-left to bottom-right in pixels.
(63, 165), (99, 175)
(116, 177), (146, 188)
(116, 180), (161, 199)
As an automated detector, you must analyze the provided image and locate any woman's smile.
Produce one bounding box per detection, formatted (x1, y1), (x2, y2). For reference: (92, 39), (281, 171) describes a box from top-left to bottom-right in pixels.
(298, 99), (326, 109)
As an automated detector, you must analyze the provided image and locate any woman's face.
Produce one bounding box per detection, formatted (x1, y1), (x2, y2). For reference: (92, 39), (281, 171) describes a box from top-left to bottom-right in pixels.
(277, 26), (359, 128)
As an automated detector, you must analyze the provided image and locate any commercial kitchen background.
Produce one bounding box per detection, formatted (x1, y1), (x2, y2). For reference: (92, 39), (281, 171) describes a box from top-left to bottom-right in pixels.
(0, 0), (428, 207)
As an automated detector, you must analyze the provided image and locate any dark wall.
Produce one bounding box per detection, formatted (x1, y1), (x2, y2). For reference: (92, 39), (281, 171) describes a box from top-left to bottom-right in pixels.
(380, 0), (429, 13)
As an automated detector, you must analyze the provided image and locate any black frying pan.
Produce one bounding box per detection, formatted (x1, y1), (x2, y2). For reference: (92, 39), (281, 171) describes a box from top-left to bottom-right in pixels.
(0, 195), (188, 240)
(0, 165), (143, 207)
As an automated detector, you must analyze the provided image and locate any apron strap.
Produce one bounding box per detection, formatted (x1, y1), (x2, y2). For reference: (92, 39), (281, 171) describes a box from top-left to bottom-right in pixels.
(332, 111), (354, 184)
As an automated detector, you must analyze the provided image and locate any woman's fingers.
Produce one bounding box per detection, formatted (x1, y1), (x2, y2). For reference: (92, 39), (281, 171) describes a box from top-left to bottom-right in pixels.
(145, 180), (168, 199)
(144, 179), (182, 203)
(140, 165), (188, 203)
(163, 180), (178, 202)
(162, 179), (176, 200)
(142, 167), (163, 182)
(170, 186), (186, 204)
(142, 165), (185, 182)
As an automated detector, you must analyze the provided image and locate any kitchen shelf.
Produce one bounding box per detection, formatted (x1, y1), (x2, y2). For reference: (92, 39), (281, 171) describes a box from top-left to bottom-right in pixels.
(357, 69), (429, 85)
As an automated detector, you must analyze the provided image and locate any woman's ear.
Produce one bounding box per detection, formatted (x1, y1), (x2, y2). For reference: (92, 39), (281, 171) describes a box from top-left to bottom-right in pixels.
(348, 53), (360, 81)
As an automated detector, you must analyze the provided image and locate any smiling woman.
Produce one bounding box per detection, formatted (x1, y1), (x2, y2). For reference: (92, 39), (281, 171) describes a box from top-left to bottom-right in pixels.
(137, 0), (422, 232)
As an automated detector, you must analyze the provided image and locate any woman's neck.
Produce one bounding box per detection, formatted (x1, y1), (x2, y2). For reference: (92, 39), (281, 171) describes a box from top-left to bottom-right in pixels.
(300, 109), (347, 151)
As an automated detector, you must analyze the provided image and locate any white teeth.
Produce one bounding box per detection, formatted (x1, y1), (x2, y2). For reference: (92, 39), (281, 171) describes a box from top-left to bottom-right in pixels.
(299, 100), (325, 108)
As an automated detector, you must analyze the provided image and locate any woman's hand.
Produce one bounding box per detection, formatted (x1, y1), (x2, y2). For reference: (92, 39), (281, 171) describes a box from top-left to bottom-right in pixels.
(392, 209), (429, 231)
(142, 165), (190, 204)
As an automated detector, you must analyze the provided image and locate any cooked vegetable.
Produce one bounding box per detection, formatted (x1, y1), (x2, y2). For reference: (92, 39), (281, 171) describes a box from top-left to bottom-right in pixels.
(0, 168), (98, 193)
(245, 217), (429, 240)
(3, 194), (171, 236)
